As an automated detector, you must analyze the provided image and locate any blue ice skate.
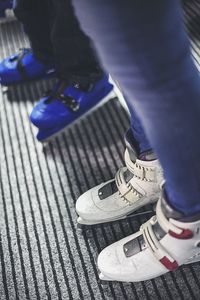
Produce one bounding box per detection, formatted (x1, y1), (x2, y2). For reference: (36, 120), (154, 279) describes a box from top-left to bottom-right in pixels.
(0, 0), (12, 18)
(30, 74), (115, 141)
(0, 48), (56, 85)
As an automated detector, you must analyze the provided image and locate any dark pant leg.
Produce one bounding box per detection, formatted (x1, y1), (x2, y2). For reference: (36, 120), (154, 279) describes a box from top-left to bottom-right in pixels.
(73, 0), (200, 215)
(48, 0), (102, 82)
(13, 0), (53, 62)
(14, 0), (102, 81)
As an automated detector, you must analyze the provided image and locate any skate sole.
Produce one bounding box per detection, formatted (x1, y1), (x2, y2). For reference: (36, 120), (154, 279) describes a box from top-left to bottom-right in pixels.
(99, 257), (200, 283)
(99, 273), (113, 282)
(77, 195), (159, 226)
(39, 88), (117, 143)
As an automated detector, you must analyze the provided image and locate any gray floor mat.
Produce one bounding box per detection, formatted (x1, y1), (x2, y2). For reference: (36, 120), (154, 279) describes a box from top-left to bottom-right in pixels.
(1, 3), (200, 300)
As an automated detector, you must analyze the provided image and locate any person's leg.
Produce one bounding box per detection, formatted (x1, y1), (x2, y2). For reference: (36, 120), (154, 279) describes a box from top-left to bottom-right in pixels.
(30, 0), (115, 142)
(72, 0), (200, 282)
(129, 104), (152, 155)
(48, 0), (101, 83)
(13, 0), (53, 62)
(75, 91), (160, 226)
(73, 0), (200, 216)
(0, 0), (56, 85)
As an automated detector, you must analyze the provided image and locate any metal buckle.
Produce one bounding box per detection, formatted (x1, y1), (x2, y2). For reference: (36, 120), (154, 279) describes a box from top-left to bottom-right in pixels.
(59, 94), (80, 112)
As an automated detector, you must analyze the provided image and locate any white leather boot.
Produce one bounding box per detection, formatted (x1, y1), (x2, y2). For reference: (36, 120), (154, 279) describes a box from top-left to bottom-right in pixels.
(98, 192), (200, 282)
(76, 137), (163, 225)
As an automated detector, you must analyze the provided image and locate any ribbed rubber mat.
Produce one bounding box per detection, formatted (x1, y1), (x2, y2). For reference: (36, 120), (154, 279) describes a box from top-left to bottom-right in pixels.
(1, 3), (200, 300)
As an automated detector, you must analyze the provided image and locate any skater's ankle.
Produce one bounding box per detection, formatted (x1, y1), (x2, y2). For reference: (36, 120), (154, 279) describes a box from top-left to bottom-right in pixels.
(33, 49), (54, 65)
(139, 149), (156, 161)
(162, 189), (200, 222)
(125, 129), (156, 161)
(68, 66), (104, 87)
(125, 129), (140, 157)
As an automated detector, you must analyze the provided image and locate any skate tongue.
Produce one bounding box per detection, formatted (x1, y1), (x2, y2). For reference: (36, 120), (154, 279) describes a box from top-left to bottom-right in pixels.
(98, 180), (118, 200)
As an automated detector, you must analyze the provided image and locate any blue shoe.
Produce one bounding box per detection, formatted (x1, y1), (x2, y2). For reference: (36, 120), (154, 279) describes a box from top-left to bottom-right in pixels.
(0, 0), (12, 18)
(30, 74), (115, 141)
(0, 48), (56, 85)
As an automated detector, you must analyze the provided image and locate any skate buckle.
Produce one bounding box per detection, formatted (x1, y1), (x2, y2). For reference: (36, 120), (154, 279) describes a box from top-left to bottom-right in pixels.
(124, 149), (157, 182)
(142, 216), (179, 271)
(156, 199), (194, 240)
(168, 228), (193, 240)
(59, 94), (80, 112)
(115, 167), (143, 206)
(74, 82), (94, 92)
(159, 256), (179, 271)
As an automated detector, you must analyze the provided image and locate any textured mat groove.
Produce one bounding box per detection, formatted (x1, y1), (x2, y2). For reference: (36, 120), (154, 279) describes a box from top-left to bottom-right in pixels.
(1, 2), (200, 299)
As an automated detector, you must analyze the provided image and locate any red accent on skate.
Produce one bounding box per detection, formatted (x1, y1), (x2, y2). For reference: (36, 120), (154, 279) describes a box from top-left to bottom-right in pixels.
(160, 256), (179, 271)
(169, 229), (193, 240)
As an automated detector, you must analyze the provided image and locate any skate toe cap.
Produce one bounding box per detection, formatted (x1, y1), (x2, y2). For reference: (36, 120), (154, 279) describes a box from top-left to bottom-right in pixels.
(0, 59), (18, 85)
(98, 233), (144, 282)
(30, 103), (59, 127)
(76, 182), (115, 223)
(30, 107), (46, 127)
(98, 244), (123, 281)
(0, 61), (4, 75)
(30, 97), (69, 128)
(76, 189), (96, 220)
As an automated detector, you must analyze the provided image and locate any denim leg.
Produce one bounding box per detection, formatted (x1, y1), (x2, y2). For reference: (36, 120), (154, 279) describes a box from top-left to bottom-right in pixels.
(73, 0), (200, 215)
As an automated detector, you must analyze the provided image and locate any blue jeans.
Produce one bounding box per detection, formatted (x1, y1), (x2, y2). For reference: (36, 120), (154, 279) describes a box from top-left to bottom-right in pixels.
(128, 103), (152, 154)
(73, 0), (200, 216)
